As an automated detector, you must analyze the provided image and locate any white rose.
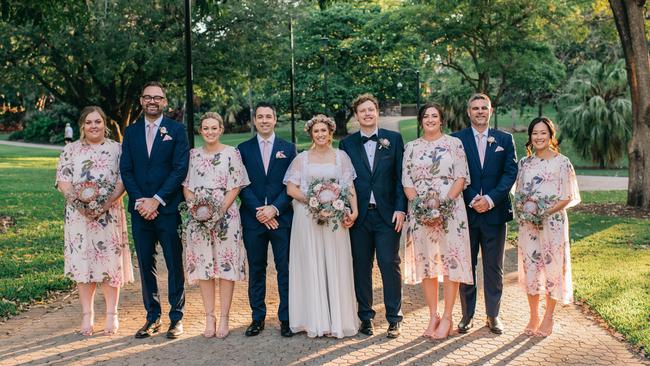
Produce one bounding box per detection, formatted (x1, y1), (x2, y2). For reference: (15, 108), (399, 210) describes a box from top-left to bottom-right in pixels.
(332, 199), (345, 211)
(309, 197), (319, 208)
(313, 183), (323, 192)
(99, 188), (108, 196)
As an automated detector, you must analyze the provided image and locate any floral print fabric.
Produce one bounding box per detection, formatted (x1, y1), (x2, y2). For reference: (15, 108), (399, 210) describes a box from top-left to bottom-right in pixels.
(402, 135), (473, 285)
(182, 146), (250, 284)
(516, 154), (580, 303)
(55, 140), (134, 287)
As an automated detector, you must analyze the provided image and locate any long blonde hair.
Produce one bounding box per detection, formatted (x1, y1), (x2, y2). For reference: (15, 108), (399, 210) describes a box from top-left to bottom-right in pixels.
(78, 106), (109, 142)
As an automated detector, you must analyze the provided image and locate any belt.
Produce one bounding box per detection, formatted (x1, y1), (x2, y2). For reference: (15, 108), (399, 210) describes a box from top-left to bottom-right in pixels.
(368, 203), (377, 210)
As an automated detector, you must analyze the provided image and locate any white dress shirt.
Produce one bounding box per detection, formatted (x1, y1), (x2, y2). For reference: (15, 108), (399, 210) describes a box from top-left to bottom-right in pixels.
(470, 126), (494, 209)
(256, 133), (279, 214)
(360, 128), (378, 204)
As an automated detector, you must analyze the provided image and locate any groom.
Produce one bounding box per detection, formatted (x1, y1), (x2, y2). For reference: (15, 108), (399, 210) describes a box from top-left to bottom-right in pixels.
(238, 102), (297, 337)
(120, 81), (189, 339)
(452, 93), (517, 334)
(339, 93), (407, 338)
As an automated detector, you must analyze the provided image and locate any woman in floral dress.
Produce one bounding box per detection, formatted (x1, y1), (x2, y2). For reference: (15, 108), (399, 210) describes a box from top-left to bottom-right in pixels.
(515, 117), (580, 337)
(55, 106), (134, 336)
(182, 112), (250, 338)
(402, 103), (473, 339)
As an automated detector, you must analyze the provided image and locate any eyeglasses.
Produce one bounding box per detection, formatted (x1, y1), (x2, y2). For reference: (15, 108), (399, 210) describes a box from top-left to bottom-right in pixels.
(141, 95), (165, 102)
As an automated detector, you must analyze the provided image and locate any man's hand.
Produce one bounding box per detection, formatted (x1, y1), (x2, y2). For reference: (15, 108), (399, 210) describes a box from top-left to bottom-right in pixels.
(472, 196), (490, 213)
(342, 210), (357, 229)
(137, 198), (160, 220)
(392, 211), (406, 233)
(256, 205), (277, 223)
(264, 217), (279, 230)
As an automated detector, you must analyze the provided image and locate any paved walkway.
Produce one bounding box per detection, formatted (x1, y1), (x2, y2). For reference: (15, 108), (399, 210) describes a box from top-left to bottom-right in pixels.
(1, 245), (647, 365)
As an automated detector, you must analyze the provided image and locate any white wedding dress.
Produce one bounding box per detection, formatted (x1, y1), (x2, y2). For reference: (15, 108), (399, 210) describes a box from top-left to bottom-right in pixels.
(284, 149), (360, 338)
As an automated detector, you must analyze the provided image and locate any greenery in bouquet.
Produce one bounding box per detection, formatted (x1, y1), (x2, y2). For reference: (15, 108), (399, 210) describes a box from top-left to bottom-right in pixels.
(410, 191), (455, 232)
(178, 195), (224, 240)
(69, 180), (115, 219)
(514, 192), (553, 229)
(306, 178), (350, 231)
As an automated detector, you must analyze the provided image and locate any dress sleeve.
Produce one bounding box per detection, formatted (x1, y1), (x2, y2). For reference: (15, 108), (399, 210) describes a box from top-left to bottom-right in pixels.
(283, 151), (304, 186)
(515, 157), (526, 194)
(451, 137), (470, 189)
(337, 150), (357, 188)
(401, 141), (415, 189)
(227, 148), (251, 190)
(559, 156), (581, 208)
(56, 143), (74, 184)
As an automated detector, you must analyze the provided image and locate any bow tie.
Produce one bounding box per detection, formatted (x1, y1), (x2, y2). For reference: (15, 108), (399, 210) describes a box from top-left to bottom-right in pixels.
(361, 134), (378, 144)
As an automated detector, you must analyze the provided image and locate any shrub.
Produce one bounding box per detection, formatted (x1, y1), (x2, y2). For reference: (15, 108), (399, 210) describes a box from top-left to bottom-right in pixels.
(8, 130), (24, 140)
(22, 104), (78, 144)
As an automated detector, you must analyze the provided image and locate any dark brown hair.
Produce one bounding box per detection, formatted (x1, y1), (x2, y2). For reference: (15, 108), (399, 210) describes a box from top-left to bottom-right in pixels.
(417, 102), (445, 130)
(351, 93), (379, 113)
(525, 116), (560, 156)
(141, 81), (166, 96)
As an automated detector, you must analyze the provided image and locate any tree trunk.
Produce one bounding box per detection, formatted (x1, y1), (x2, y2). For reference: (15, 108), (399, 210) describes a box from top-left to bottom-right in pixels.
(610, 0), (650, 208)
(334, 109), (348, 137)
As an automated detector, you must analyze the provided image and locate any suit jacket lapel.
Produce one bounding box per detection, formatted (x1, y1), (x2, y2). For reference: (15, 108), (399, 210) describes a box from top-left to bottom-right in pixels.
(482, 128), (495, 169)
(465, 128), (482, 171)
(267, 138), (282, 175)
(250, 137), (266, 176)
(354, 132), (372, 174)
(148, 119), (165, 159)
(371, 129), (382, 174)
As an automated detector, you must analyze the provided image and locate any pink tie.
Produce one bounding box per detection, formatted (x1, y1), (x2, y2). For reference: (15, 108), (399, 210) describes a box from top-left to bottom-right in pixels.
(146, 123), (156, 156)
(262, 140), (270, 173)
(477, 134), (486, 167)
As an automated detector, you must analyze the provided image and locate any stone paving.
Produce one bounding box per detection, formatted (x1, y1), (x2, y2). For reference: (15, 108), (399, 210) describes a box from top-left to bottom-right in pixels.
(1, 243), (647, 366)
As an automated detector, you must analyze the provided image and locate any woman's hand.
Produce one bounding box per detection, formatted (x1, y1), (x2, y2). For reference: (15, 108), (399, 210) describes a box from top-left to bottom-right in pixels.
(343, 209), (357, 229)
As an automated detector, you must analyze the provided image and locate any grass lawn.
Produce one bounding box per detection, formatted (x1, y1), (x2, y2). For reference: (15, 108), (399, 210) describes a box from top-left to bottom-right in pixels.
(0, 133), (10, 141)
(1, 145), (647, 355)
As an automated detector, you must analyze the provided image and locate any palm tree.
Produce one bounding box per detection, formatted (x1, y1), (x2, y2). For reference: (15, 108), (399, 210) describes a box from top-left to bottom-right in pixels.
(557, 59), (631, 168)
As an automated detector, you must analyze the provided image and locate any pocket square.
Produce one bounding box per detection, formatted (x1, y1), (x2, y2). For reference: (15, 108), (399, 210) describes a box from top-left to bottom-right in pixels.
(495, 146), (504, 152)
(163, 135), (173, 141)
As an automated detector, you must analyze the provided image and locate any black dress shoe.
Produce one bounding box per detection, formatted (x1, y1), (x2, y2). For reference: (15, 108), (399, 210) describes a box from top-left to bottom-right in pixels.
(359, 319), (374, 336)
(387, 321), (401, 339)
(135, 318), (161, 338)
(166, 320), (184, 339)
(457, 316), (474, 333)
(486, 316), (504, 334)
(245, 320), (265, 337)
(280, 321), (294, 337)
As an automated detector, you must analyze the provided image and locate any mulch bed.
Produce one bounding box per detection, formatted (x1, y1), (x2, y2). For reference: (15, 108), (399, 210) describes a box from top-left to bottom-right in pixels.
(0, 215), (16, 233)
(573, 203), (650, 219)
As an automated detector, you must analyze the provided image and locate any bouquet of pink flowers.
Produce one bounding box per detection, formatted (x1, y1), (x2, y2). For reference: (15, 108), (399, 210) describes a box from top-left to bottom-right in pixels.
(70, 180), (114, 218)
(178, 195), (223, 239)
(306, 178), (350, 230)
(410, 191), (454, 231)
(514, 192), (550, 229)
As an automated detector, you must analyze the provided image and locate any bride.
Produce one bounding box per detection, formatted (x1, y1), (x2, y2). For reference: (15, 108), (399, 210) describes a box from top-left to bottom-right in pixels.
(284, 114), (360, 338)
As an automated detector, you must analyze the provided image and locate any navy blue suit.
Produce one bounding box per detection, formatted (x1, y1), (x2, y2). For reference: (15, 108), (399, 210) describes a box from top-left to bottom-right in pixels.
(451, 127), (517, 318)
(339, 129), (407, 323)
(238, 135), (296, 322)
(120, 117), (189, 322)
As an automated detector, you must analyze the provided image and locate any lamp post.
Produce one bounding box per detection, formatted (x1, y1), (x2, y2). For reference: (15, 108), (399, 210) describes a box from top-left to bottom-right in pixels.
(321, 36), (329, 115)
(289, 17), (296, 143)
(398, 69), (421, 137)
(183, 0), (194, 148)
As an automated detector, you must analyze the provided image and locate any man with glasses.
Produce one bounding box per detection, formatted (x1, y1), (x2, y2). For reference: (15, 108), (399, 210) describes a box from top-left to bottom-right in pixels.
(120, 81), (190, 339)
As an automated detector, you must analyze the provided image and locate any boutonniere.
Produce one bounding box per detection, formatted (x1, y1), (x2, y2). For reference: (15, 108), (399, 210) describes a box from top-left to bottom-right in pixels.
(378, 138), (390, 150)
(487, 136), (495, 146)
(276, 151), (286, 159)
(159, 126), (168, 136)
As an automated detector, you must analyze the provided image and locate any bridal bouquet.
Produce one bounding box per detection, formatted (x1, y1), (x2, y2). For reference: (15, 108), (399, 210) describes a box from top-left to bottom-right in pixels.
(410, 191), (454, 231)
(178, 195), (223, 239)
(306, 178), (350, 230)
(514, 192), (549, 229)
(70, 180), (114, 218)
